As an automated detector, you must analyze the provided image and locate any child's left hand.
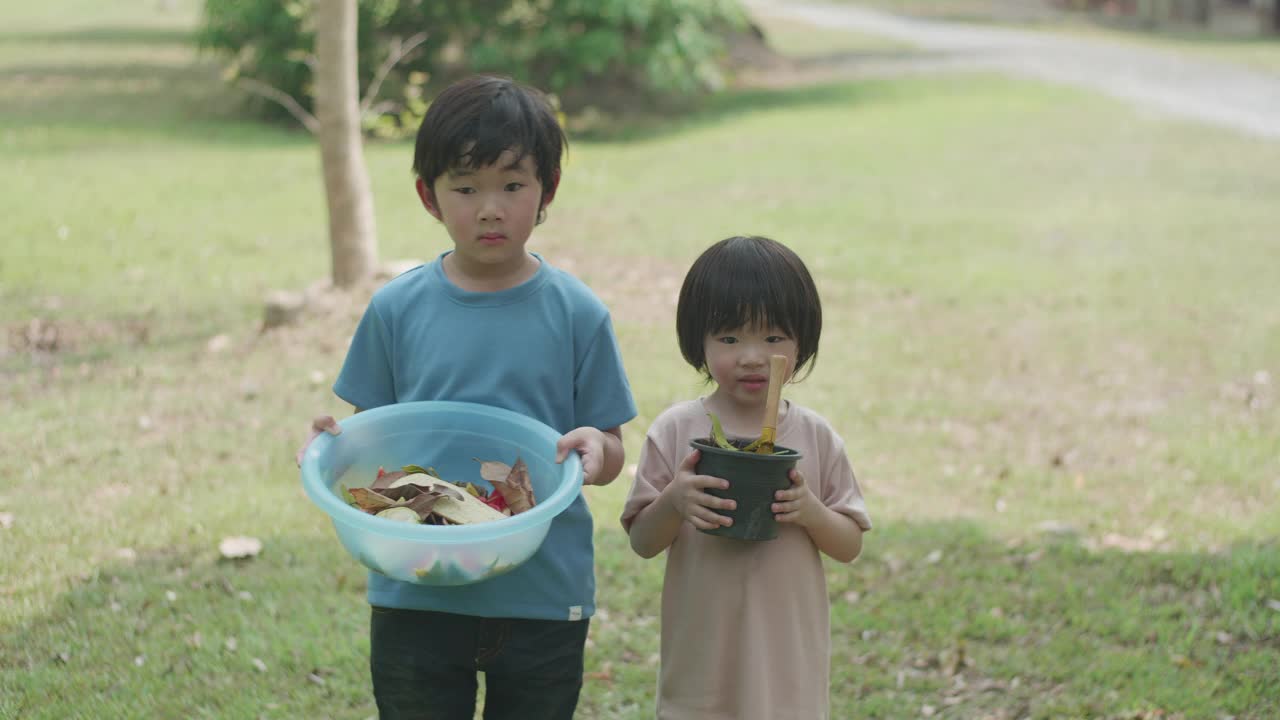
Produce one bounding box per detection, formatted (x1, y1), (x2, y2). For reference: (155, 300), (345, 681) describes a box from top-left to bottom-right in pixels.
(772, 468), (823, 527)
(556, 427), (606, 486)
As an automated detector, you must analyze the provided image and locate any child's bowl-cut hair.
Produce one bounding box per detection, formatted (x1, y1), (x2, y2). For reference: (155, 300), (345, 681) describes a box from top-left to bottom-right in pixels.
(677, 236), (823, 381)
(412, 75), (566, 195)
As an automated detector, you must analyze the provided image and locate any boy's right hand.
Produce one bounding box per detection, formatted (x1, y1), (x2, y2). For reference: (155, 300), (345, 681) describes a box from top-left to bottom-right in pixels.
(295, 415), (341, 467)
(663, 449), (736, 530)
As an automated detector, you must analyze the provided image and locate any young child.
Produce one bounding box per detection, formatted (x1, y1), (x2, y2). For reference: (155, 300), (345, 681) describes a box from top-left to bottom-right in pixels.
(622, 235), (872, 720)
(298, 75), (636, 720)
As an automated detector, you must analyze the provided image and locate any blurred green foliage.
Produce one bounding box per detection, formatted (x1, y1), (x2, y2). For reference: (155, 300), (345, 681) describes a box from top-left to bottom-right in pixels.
(198, 0), (746, 135)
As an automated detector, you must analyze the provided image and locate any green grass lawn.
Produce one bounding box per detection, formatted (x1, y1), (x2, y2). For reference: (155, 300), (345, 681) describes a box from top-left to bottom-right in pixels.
(3, 2), (1280, 719)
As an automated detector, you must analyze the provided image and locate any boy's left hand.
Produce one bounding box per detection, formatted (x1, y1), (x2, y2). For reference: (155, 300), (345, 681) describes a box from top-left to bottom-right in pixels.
(556, 427), (606, 486)
(772, 469), (822, 527)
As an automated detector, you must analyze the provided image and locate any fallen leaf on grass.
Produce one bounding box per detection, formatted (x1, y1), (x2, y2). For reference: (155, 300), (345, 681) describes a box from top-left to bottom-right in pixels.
(251, 658), (267, 672)
(1099, 533), (1155, 553)
(1037, 520), (1079, 537)
(219, 536), (263, 559)
(882, 554), (905, 575)
(585, 661), (614, 685)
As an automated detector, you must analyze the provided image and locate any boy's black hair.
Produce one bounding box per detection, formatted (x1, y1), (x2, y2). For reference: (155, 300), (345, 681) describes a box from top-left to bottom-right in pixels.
(412, 75), (566, 200)
(676, 236), (822, 381)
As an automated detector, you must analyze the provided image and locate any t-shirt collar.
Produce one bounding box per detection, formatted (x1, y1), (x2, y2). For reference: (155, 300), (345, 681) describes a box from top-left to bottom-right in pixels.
(433, 250), (548, 307)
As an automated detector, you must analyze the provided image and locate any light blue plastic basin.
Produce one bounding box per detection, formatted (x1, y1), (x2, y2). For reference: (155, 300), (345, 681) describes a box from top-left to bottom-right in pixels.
(299, 401), (582, 585)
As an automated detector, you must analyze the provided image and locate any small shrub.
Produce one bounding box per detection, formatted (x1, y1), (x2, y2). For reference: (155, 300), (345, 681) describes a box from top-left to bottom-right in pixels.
(198, 0), (747, 135)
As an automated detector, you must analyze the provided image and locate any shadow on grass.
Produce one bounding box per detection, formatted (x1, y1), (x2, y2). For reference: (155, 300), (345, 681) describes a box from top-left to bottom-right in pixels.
(573, 79), (903, 143)
(0, 58), (305, 146)
(0, 27), (194, 46)
(0, 45), (909, 152)
(0, 21), (308, 147)
(0, 20), (946, 150)
(593, 519), (1280, 718)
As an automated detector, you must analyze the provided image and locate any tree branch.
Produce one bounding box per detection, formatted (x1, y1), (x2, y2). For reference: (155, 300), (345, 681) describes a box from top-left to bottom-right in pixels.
(237, 77), (321, 134)
(360, 32), (429, 114)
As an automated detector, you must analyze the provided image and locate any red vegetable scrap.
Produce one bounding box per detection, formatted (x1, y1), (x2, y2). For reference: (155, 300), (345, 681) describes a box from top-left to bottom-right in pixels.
(372, 466), (408, 490)
(480, 491), (508, 513)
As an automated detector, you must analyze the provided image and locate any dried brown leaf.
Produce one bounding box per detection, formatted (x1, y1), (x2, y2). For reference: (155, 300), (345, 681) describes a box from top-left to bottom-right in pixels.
(490, 457), (536, 515)
(391, 474), (505, 524)
(347, 487), (401, 513)
(474, 458), (514, 485)
(405, 491), (447, 517)
(371, 469), (406, 491)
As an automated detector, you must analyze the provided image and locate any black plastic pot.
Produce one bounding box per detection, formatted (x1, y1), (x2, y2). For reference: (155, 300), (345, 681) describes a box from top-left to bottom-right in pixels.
(690, 438), (802, 541)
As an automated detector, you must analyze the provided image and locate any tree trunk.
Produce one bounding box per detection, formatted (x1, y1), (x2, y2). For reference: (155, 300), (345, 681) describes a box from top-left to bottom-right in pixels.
(1188, 0), (1210, 25)
(1137, 0), (1159, 27)
(315, 0), (378, 288)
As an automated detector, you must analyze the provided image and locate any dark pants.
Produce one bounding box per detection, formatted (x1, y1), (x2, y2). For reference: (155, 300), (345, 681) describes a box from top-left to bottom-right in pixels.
(369, 606), (590, 720)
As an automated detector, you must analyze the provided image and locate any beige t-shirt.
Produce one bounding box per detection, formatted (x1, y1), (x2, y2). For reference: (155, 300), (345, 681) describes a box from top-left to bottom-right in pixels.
(621, 399), (873, 720)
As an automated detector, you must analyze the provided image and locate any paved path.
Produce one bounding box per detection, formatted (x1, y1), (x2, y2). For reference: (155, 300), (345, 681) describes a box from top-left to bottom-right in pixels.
(748, 0), (1280, 140)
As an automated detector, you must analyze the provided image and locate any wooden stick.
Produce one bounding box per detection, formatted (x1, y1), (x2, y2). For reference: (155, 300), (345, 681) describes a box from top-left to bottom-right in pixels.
(756, 354), (788, 454)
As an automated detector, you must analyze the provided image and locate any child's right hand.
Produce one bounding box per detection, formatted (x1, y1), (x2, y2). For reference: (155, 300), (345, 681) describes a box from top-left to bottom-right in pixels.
(663, 449), (736, 530)
(295, 415), (341, 467)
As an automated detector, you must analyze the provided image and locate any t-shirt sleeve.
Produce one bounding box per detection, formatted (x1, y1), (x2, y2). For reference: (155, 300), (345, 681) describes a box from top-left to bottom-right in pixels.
(332, 300), (397, 410)
(620, 431), (675, 532)
(821, 435), (873, 532)
(573, 314), (637, 431)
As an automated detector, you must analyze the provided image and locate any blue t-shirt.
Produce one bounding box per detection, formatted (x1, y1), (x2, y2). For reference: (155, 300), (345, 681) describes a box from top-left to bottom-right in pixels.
(333, 252), (637, 620)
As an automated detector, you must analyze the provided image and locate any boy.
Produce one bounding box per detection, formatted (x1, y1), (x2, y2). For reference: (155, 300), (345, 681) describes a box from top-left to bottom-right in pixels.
(298, 75), (636, 720)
